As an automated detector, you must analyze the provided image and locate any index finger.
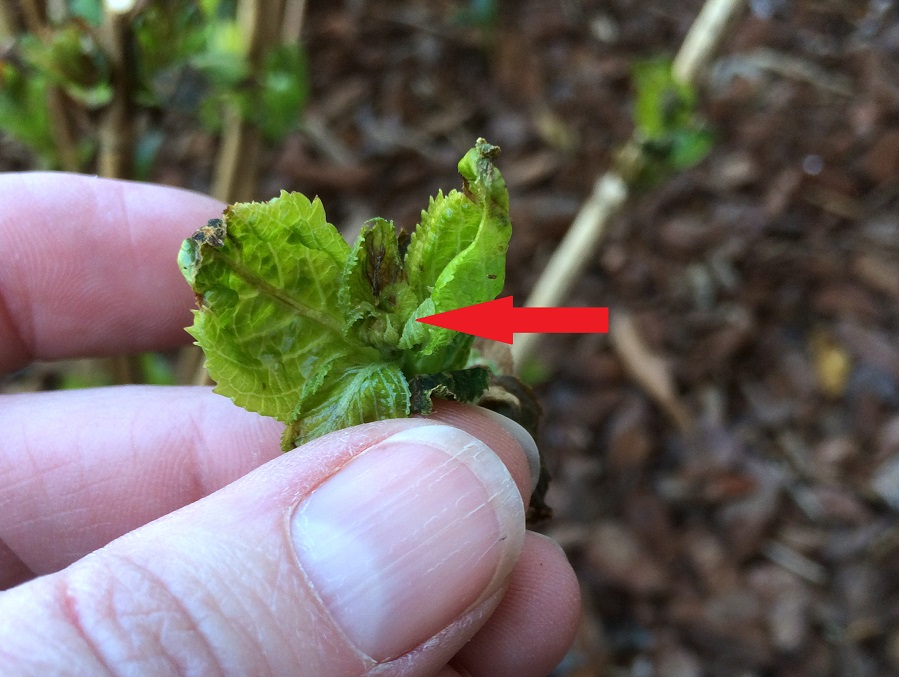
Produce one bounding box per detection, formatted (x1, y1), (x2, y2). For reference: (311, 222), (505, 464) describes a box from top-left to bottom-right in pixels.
(0, 172), (224, 373)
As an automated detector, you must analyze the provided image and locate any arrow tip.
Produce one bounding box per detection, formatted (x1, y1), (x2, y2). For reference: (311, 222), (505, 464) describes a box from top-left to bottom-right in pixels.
(416, 296), (514, 343)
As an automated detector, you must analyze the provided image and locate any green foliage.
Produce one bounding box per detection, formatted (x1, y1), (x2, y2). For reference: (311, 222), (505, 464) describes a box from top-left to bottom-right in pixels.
(0, 62), (56, 166)
(133, 129), (165, 181)
(134, 3), (308, 138)
(0, 19), (109, 167)
(517, 356), (553, 387)
(68, 0), (103, 26)
(60, 366), (112, 390)
(133, 3), (213, 91)
(180, 140), (511, 448)
(20, 25), (112, 108)
(0, 1), (308, 169)
(632, 58), (714, 181)
(408, 367), (491, 415)
(139, 352), (177, 386)
(255, 44), (308, 141)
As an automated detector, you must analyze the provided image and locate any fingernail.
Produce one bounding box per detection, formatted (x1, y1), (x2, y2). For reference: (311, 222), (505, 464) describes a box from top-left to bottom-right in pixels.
(291, 424), (525, 662)
(477, 407), (541, 492)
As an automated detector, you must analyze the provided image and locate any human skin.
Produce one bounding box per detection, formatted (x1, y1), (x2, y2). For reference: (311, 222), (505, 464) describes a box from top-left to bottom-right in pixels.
(0, 173), (580, 676)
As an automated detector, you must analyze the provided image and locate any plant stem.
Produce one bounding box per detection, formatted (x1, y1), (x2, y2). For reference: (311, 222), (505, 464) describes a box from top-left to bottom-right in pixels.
(212, 0), (284, 202)
(512, 175), (627, 365)
(19, 0), (45, 35)
(45, 88), (81, 171)
(673, 0), (747, 88)
(281, 0), (307, 43)
(98, 2), (143, 384)
(511, 0), (747, 367)
(0, 0), (16, 40)
(212, 105), (262, 202)
(97, 7), (135, 179)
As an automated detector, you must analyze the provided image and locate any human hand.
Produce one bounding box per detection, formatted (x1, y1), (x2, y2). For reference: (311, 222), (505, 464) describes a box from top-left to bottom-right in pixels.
(0, 173), (580, 676)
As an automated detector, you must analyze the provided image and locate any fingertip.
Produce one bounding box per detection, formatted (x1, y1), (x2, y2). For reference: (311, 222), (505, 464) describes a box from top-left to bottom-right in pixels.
(427, 401), (536, 505)
(475, 407), (540, 492)
(292, 423), (526, 661)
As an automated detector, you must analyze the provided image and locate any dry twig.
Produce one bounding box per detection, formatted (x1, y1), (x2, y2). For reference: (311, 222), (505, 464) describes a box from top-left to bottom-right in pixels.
(673, 0), (747, 88)
(511, 0), (748, 367)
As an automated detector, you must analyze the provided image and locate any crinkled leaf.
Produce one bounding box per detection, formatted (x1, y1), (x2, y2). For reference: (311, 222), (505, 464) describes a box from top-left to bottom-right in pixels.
(282, 361), (410, 449)
(404, 190), (481, 300)
(401, 139), (511, 364)
(180, 140), (511, 448)
(178, 191), (371, 424)
(338, 217), (413, 349)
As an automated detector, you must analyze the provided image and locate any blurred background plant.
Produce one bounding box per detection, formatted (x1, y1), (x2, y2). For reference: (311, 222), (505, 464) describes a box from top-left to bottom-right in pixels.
(0, 0), (308, 183)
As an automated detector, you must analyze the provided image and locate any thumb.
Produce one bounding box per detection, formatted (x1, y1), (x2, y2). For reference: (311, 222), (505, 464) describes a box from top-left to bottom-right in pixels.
(0, 416), (529, 675)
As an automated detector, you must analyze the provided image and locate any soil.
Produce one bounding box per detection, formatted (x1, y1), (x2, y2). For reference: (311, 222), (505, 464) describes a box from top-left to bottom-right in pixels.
(4, 1), (899, 675)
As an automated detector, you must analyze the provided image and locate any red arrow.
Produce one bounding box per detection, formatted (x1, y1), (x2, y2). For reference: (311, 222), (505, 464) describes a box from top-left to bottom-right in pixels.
(416, 296), (609, 344)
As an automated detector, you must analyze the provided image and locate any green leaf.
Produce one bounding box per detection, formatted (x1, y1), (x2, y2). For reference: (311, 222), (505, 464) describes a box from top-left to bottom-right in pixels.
(282, 361), (410, 448)
(668, 128), (715, 170)
(198, 0), (225, 19)
(180, 140), (511, 449)
(178, 192), (361, 424)
(401, 139), (511, 365)
(0, 62), (56, 166)
(454, 0), (498, 28)
(254, 43), (309, 141)
(20, 26), (112, 108)
(631, 58), (714, 182)
(633, 58), (696, 140)
(68, 0), (103, 26)
(338, 217), (413, 350)
(139, 351), (177, 386)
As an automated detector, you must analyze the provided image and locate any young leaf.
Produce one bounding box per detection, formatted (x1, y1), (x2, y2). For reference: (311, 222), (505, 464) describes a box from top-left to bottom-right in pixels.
(178, 192), (363, 424)
(20, 26), (112, 108)
(282, 361), (410, 449)
(401, 139), (511, 367)
(180, 140), (512, 449)
(338, 217), (413, 350)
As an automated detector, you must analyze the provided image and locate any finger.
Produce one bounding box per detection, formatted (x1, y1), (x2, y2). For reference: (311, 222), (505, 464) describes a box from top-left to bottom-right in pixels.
(0, 419), (529, 675)
(0, 386), (283, 582)
(0, 392), (533, 584)
(450, 532), (581, 677)
(0, 172), (223, 373)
